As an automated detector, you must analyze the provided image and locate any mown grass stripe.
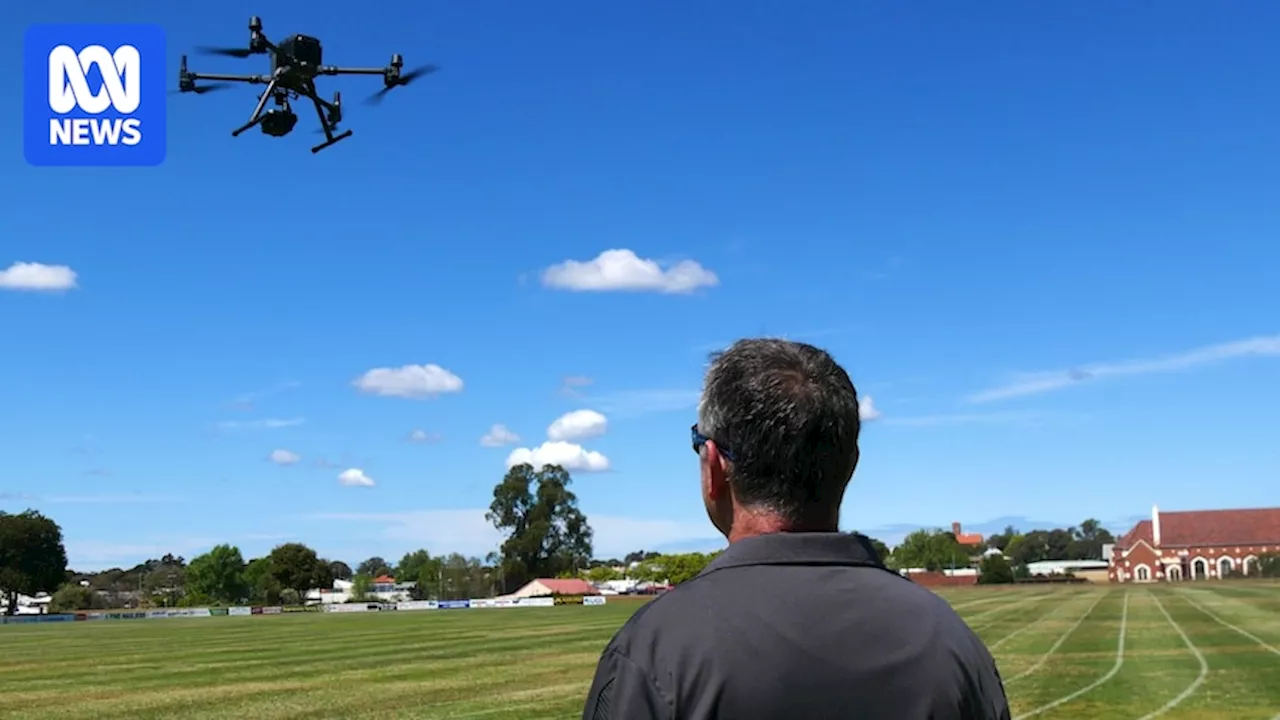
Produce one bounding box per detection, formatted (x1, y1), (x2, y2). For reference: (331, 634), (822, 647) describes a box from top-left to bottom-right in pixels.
(1012, 592), (1129, 720)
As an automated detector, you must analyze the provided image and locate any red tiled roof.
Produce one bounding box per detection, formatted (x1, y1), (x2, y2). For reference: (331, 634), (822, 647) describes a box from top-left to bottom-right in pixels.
(951, 522), (983, 546)
(535, 578), (599, 595)
(373, 575), (395, 584)
(1116, 508), (1280, 549)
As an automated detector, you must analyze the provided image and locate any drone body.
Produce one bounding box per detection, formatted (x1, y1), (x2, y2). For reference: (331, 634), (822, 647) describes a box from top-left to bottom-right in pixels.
(177, 16), (437, 153)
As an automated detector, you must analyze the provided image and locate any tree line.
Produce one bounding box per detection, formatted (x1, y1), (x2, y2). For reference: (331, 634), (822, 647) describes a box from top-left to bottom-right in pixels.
(2, 464), (600, 613)
(8, 483), (1280, 612)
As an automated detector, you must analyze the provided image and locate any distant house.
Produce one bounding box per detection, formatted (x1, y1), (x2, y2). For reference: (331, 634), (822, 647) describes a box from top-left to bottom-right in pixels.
(3, 592), (51, 615)
(305, 575), (415, 605)
(1110, 505), (1280, 583)
(951, 522), (983, 547)
(511, 578), (600, 598)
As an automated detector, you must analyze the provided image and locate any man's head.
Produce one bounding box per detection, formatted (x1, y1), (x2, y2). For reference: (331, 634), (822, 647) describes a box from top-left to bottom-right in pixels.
(694, 338), (862, 540)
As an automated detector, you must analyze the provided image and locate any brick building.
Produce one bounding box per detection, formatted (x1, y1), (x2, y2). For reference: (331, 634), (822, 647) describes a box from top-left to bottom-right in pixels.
(1109, 505), (1280, 583)
(951, 522), (983, 547)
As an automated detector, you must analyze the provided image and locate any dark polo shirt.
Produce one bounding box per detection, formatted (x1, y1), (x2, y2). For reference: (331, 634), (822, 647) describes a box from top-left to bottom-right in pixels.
(582, 532), (1010, 720)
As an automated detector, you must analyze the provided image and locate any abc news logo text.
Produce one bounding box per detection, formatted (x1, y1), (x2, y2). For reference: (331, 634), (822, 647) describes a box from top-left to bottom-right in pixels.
(48, 44), (143, 146)
(23, 24), (166, 167)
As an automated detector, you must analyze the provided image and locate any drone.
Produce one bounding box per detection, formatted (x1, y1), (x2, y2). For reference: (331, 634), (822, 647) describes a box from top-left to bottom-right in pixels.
(176, 16), (438, 153)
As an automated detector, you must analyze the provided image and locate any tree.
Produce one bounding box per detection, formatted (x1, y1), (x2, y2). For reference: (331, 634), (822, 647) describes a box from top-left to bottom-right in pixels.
(585, 565), (621, 583)
(487, 463), (593, 593)
(266, 543), (331, 604)
(978, 554), (1015, 585)
(186, 545), (248, 604)
(1067, 518), (1115, 560)
(1006, 531), (1049, 566)
(891, 529), (972, 571)
(0, 510), (69, 615)
(356, 556), (392, 577)
(243, 557), (281, 604)
(985, 525), (1018, 552)
(1256, 553), (1280, 579)
(142, 554), (187, 607)
(650, 552), (720, 585)
(397, 550), (438, 587)
(866, 537), (892, 564)
(1045, 529), (1073, 561)
(349, 573), (373, 601)
(328, 560), (353, 580)
(49, 583), (106, 612)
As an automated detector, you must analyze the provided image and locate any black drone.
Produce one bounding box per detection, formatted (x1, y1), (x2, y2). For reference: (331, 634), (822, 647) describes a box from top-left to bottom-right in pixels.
(177, 16), (438, 153)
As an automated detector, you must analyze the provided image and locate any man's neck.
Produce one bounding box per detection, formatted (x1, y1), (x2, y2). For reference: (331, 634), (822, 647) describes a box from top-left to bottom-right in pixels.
(726, 508), (840, 543)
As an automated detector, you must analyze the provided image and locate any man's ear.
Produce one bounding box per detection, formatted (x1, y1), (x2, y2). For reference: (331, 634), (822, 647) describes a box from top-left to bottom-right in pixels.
(705, 441), (730, 500)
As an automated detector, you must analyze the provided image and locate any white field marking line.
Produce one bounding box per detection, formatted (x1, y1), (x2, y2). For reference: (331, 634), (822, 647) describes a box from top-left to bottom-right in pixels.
(988, 592), (1106, 651)
(1135, 592), (1209, 720)
(952, 589), (1060, 612)
(1004, 592), (1107, 684)
(967, 592), (1059, 631)
(952, 594), (1027, 611)
(1011, 592), (1128, 720)
(1177, 590), (1280, 657)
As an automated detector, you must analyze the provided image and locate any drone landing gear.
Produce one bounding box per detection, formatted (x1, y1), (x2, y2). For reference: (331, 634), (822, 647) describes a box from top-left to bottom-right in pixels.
(309, 94), (351, 154)
(232, 78), (280, 137)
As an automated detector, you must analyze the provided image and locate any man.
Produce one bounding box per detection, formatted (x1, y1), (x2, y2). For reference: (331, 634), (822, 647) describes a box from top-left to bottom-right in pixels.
(582, 339), (1010, 719)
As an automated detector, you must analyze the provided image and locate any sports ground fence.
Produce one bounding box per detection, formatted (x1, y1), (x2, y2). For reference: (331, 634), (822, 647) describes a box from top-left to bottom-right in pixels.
(0, 594), (607, 625)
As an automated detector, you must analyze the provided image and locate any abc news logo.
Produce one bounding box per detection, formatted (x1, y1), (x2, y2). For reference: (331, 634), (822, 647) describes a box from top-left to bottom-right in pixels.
(48, 44), (143, 147)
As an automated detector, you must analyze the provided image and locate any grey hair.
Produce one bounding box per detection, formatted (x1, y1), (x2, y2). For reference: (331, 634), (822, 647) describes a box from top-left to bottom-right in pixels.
(696, 338), (861, 522)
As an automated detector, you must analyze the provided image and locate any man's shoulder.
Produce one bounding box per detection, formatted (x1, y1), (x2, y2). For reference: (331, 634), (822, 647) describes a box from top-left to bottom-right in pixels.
(609, 563), (952, 648)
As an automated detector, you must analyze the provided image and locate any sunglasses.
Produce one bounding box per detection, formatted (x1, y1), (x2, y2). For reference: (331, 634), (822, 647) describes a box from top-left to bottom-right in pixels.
(691, 424), (735, 462)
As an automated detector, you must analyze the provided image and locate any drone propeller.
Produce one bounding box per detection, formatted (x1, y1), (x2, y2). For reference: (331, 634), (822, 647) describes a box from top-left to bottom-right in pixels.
(196, 46), (255, 58)
(365, 64), (438, 105)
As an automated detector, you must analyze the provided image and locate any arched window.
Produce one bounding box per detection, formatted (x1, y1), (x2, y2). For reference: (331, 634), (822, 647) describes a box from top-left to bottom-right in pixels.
(1192, 558), (1208, 579)
(1135, 565), (1150, 582)
(1243, 556), (1258, 576)
(1219, 556), (1234, 578)
(1167, 565), (1182, 582)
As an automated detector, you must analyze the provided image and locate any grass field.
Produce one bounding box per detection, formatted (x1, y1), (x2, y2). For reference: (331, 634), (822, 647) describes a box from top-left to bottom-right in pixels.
(1, 583), (1278, 719)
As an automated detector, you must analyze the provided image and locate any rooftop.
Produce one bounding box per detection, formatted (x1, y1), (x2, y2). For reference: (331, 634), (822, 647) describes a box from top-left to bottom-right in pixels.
(534, 578), (599, 595)
(1117, 507), (1280, 549)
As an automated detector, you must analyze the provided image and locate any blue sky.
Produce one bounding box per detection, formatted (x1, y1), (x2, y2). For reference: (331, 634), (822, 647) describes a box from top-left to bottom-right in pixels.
(3, 1), (1278, 570)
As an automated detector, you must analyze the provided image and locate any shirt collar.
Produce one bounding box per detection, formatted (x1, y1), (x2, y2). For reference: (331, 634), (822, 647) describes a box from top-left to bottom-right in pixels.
(699, 531), (888, 576)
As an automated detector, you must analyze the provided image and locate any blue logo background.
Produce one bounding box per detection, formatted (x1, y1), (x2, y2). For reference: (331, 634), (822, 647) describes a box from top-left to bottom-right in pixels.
(23, 24), (167, 167)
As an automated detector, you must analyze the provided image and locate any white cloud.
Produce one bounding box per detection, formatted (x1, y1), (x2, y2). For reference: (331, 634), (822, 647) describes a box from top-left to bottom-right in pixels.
(310, 510), (718, 559)
(506, 441), (610, 472)
(547, 409), (608, 442)
(0, 261), (78, 291)
(353, 364), (463, 399)
(338, 468), (375, 487)
(480, 424), (520, 447)
(858, 396), (881, 422)
(559, 375), (593, 396)
(216, 418), (304, 430)
(268, 449), (300, 465)
(966, 334), (1280, 403)
(407, 429), (441, 444)
(541, 249), (718, 294)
